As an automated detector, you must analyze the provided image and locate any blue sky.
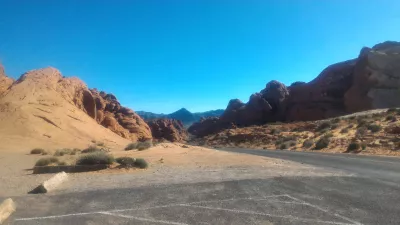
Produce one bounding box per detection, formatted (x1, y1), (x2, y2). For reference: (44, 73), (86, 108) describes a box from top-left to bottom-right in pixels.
(0, 0), (399, 113)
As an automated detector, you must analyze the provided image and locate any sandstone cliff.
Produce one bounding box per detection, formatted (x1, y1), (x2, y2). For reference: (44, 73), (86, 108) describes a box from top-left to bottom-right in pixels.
(147, 118), (188, 142)
(189, 41), (400, 137)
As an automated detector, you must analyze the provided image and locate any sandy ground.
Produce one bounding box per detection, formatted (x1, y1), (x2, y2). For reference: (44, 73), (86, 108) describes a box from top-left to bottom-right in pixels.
(0, 143), (346, 197)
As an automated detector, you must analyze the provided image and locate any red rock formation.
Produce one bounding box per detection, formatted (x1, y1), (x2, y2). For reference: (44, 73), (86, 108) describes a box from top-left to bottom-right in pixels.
(147, 118), (188, 142)
(90, 89), (152, 141)
(0, 63), (14, 96)
(189, 41), (400, 137)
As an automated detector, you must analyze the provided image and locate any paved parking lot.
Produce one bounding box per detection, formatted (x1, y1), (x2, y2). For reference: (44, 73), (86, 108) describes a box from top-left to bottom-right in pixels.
(14, 193), (359, 225)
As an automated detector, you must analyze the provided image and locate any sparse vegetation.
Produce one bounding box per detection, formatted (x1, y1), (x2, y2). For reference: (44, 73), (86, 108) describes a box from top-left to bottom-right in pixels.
(35, 157), (59, 167)
(357, 118), (368, 127)
(30, 148), (46, 154)
(332, 118), (341, 123)
(270, 128), (281, 135)
(331, 124), (339, 130)
(361, 142), (367, 150)
(97, 142), (105, 147)
(134, 158), (148, 169)
(54, 148), (73, 156)
(125, 140), (153, 151)
(356, 126), (368, 136)
(137, 141), (153, 151)
(340, 128), (349, 134)
(347, 142), (360, 152)
(76, 152), (115, 165)
(386, 115), (396, 122)
(316, 121), (331, 131)
(315, 136), (331, 150)
(367, 124), (382, 133)
(124, 142), (138, 150)
(302, 139), (314, 148)
(387, 108), (397, 113)
(82, 145), (103, 153)
(58, 161), (67, 166)
(116, 157), (136, 168)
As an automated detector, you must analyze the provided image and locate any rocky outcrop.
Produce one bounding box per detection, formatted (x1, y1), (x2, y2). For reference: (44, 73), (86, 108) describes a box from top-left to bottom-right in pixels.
(90, 89), (152, 141)
(147, 119), (188, 142)
(189, 41), (400, 137)
(0, 63), (14, 95)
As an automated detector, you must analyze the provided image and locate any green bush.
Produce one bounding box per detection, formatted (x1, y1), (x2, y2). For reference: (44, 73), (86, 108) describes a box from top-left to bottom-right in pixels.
(82, 145), (103, 153)
(340, 128), (349, 134)
(386, 115), (396, 121)
(302, 139), (314, 148)
(125, 141), (153, 151)
(76, 152), (115, 165)
(315, 137), (330, 150)
(30, 148), (46, 154)
(134, 158), (148, 169)
(367, 124), (382, 133)
(361, 142), (367, 150)
(347, 142), (360, 152)
(331, 124), (339, 130)
(332, 118), (341, 123)
(35, 157), (59, 166)
(316, 122), (331, 131)
(116, 157), (136, 168)
(270, 128), (281, 135)
(137, 141), (153, 151)
(54, 148), (73, 156)
(357, 118), (368, 127)
(356, 126), (368, 136)
(125, 143), (138, 151)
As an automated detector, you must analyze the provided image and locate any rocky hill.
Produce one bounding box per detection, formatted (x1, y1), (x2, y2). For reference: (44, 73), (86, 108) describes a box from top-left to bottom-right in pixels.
(189, 41), (400, 137)
(0, 65), (151, 151)
(137, 108), (224, 127)
(147, 119), (188, 142)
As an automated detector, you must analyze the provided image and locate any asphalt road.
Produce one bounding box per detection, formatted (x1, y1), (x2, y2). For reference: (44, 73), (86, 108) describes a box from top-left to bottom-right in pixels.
(8, 149), (400, 225)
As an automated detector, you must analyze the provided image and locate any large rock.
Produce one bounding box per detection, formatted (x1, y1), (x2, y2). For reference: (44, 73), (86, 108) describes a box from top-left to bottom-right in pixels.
(345, 41), (400, 111)
(91, 89), (152, 141)
(147, 118), (188, 142)
(189, 41), (400, 137)
(0, 64), (14, 95)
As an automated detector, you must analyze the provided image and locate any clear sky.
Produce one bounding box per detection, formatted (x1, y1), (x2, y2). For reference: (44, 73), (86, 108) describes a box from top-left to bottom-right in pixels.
(0, 0), (399, 113)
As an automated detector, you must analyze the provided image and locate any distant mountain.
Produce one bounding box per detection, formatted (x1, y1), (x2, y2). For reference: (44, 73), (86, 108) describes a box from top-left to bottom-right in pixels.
(137, 108), (224, 127)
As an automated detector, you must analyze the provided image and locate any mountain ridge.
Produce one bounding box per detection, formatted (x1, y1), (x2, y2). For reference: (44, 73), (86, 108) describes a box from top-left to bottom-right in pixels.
(137, 108), (224, 127)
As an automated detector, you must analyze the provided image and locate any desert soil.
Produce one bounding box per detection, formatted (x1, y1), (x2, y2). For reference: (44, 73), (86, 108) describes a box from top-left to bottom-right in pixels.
(0, 143), (345, 197)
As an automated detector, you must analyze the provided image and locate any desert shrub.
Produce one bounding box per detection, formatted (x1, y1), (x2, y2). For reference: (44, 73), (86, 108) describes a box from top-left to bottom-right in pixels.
(134, 158), (148, 169)
(347, 142), (360, 152)
(302, 139), (314, 148)
(30, 148), (46, 154)
(367, 124), (382, 133)
(125, 141), (153, 151)
(314, 137), (330, 150)
(347, 124), (354, 129)
(361, 142), (367, 150)
(76, 152), (115, 165)
(348, 116), (356, 121)
(54, 148), (73, 156)
(331, 124), (339, 130)
(386, 115), (396, 122)
(70, 148), (81, 155)
(332, 118), (341, 124)
(58, 161), (67, 166)
(137, 141), (153, 151)
(279, 143), (288, 149)
(270, 128), (281, 135)
(357, 118), (368, 127)
(275, 136), (297, 146)
(316, 121), (331, 131)
(35, 157), (59, 167)
(356, 126), (368, 136)
(116, 157), (136, 168)
(324, 132), (334, 138)
(340, 128), (349, 134)
(125, 142), (138, 151)
(97, 142), (105, 147)
(82, 145), (103, 153)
